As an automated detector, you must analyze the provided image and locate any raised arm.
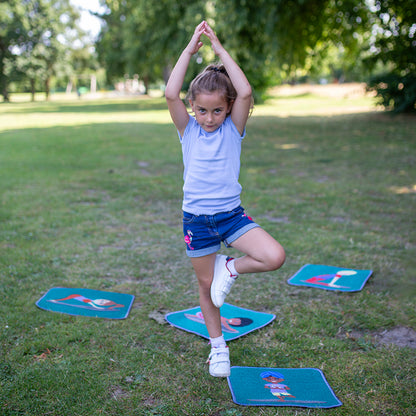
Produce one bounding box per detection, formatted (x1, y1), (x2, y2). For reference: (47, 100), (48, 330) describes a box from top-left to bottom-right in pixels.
(203, 23), (252, 135)
(165, 21), (206, 137)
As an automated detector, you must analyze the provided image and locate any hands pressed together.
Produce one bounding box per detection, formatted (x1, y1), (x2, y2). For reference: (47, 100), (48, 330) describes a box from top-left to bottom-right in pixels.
(186, 21), (223, 56)
(166, 19), (252, 137)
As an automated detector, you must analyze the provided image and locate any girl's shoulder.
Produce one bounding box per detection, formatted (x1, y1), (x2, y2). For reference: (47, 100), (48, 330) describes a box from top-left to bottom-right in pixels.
(224, 116), (246, 139)
(184, 115), (200, 134)
(180, 115), (200, 142)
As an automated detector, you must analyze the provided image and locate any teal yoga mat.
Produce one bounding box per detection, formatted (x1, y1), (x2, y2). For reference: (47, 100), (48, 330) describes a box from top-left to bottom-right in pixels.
(227, 366), (342, 408)
(165, 303), (275, 341)
(287, 264), (373, 292)
(36, 287), (135, 319)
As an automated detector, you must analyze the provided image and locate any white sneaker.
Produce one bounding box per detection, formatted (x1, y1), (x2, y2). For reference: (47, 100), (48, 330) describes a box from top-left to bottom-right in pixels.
(210, 255), (237, 308)
(207, 346), (230, 377)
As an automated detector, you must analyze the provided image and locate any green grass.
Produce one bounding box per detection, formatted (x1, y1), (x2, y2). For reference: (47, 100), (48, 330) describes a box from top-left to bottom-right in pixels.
(1, 91), (415, 415)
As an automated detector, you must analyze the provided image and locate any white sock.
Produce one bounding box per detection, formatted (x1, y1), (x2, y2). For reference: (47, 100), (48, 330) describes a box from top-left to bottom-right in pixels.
(210, 334), (226, 349)
(227, 258), (239, 277)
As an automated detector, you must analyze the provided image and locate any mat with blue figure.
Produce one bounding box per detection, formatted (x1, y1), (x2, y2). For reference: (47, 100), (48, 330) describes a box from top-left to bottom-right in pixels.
(227, 366), (342, 408)
(287, 264), (373, 292)
(165, 303), (275, 341)
(36, 287), (135, 319)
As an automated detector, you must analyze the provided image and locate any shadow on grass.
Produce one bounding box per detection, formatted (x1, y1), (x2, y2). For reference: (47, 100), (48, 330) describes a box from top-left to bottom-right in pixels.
(1, 111), (415, 301)
(262, 92), (314, 101)
(1, 109), (415, 415)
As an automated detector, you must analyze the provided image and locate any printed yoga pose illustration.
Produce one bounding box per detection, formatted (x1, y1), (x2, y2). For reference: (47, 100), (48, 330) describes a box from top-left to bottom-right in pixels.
(165, 21), (285, 377)
(261, 371), (295, 401)
(185, 311), (254, 334)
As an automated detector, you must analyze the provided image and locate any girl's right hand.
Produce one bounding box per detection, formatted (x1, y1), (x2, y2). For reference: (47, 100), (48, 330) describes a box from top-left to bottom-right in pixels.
(186, 21), (206, 55)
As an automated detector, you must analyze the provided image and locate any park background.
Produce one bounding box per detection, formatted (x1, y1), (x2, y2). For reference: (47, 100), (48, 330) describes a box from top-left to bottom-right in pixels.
(1, 1), (415, 415)
(1, 0), (415, 111)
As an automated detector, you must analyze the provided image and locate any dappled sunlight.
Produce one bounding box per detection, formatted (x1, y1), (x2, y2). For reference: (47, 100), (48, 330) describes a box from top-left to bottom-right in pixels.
(274, 143), (300, 150)
(5, 90), (165, 103)
(256, 83), (378, 117)
(0, 85), (381, 132)
(0, 108), (172, 132)
(255, 99), (378, 117)
(269, 83), (370, 98)
(1, 89), (415, 416)
(389, 184), (416, 194)
(0, 94), (172, 132)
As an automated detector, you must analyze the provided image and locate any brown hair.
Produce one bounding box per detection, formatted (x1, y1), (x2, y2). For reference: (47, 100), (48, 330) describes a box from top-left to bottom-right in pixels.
(186, 64), (237, 115)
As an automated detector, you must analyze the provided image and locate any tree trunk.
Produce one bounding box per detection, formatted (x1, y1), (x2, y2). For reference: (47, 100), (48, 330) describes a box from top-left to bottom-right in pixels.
(1, 87), (9, 102)
(163, 64), (172, 86)
(1, 74), (9, 102)
(143, 75), (149, 95)
(45, 78), (50, 101)
(0, 44), (10, 102)
(31, 79), (36, 102)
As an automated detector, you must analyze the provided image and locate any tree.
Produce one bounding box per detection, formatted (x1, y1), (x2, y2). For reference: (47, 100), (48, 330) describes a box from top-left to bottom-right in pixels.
(125, 0), (207, 91)
(0, 0), (80, 102)
(0, 0), (26, 102)
(215, 0), (415, 109)
(213, 0), (372, 98)
(97, 0), (206, 93)
(19, 0), (80, 100)
(96, 0), (128, 87)
(95, 1), (415, 111)
(365, 0), (416, 112)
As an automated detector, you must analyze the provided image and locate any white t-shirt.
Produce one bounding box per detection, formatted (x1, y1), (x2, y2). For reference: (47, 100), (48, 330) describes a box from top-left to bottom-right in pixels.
(179, 115), (245, 215)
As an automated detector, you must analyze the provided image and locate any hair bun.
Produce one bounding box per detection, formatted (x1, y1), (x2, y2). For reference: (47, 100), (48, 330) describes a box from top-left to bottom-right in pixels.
(208, 66), (226, 74)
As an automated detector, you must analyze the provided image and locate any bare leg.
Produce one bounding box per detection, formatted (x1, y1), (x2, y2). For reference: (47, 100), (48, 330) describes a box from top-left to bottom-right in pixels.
(190, 253), (222, 338)
(189, 228), (284, 336)
(230, 227), (285, 274)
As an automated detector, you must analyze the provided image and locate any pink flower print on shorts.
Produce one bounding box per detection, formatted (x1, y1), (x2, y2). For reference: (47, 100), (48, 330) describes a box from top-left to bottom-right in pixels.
(184, 230), (194, 250)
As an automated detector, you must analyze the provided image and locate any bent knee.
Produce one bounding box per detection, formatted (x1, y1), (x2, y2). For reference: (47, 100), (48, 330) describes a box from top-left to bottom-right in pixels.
(264, 246), (285, 271)
(197, 278), (213, 293)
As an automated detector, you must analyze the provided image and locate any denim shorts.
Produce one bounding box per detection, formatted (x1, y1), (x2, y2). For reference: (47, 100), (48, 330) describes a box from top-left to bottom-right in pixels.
(182, 205), (260, 258)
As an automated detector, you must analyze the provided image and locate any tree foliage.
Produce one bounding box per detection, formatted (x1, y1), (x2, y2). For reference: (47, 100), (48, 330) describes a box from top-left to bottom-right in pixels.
(2, 0), (414, 111)
(214, 0), (377, 97)
(0, 0), (26, 101)
(95, 0), (128, 87)
(215, 0), (415, 109)
(97, 0), (382, 100)
(0, 0), (81, 101)
(97, 0), (206, 92)
(365, 0), (416, 112)
(214, 0), (333, 95)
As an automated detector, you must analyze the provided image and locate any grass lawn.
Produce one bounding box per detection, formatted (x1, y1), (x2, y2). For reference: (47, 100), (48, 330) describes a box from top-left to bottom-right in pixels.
(1, 87), (415, 415)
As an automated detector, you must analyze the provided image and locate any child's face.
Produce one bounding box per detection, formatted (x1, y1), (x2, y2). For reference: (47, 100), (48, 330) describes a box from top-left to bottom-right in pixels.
(263, 376), (284, 383)
(189, 91), (231, 133)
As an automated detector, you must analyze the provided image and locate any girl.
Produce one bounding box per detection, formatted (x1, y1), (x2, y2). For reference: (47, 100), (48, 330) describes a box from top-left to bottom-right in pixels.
(165, 21), (285, 378)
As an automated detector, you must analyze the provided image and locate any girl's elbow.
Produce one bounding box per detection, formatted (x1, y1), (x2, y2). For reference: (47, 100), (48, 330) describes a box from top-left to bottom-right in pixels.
(164, 83), (179, 101)
(246, 84), (253, 98)
(240, 85), (252, 100)
(164, 88), (176, 101)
